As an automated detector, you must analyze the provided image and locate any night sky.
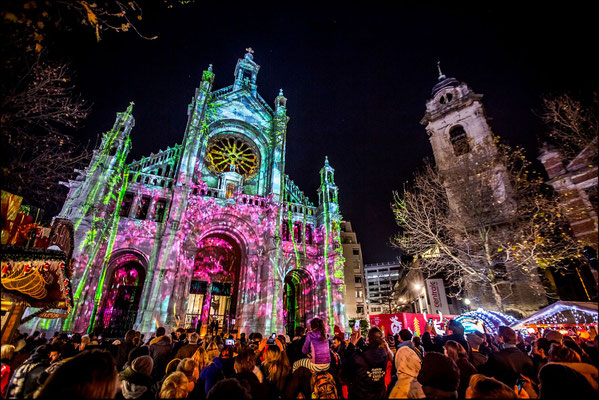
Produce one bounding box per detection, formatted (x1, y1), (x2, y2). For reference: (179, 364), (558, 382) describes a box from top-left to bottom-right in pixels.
(52, 1), (597, 263)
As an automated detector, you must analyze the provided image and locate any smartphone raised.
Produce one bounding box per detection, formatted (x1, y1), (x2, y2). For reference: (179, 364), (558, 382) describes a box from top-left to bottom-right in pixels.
(353, 320), (360, 332)
(225, 338), (234, 346)
(344, 332), (350, 341)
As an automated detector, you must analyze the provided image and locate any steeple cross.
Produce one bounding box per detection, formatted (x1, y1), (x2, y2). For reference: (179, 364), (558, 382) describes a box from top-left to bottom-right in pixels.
(246, 47), (254, 54)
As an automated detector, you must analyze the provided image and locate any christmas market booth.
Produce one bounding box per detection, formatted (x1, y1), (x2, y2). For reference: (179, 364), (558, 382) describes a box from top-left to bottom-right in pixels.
(369, 312), (455, 337)
(510, 301), (598, 338)
(1, 191), (74, 343)
(455, 308), (519, 334)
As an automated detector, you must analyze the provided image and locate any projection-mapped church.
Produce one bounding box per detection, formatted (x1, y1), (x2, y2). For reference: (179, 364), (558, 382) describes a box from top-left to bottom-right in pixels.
(52, 49), (347, 337)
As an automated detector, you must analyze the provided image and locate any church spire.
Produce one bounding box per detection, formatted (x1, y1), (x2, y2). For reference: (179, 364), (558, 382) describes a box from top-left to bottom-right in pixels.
(437, 60), (446, 81)
(233, 47), (260, 94)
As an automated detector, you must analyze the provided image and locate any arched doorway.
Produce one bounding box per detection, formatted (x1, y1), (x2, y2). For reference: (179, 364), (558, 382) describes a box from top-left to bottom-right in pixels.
(185, 234), (242, 335)
(283, 269), (314, 337)
(95, 261), (146, 338)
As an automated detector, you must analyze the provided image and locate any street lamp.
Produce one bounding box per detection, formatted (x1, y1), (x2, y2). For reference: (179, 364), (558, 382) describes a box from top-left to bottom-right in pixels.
(412, 283), (422, 291)
(463, 298), (471, 312)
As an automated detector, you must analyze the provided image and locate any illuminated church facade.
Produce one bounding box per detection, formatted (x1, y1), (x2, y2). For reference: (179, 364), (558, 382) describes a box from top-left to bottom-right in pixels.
(56, 50), (347, 337)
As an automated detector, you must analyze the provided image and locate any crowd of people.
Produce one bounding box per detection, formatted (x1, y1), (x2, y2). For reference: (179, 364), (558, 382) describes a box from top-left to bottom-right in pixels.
(1, 317), (598, 399)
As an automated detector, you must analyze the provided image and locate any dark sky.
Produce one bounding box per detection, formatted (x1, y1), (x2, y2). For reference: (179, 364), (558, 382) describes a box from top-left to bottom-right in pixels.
(54, 1), (597, 263)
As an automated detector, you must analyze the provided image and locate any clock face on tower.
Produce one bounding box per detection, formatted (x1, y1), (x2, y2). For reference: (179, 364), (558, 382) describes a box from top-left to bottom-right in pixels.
(205, 134), (260, 178)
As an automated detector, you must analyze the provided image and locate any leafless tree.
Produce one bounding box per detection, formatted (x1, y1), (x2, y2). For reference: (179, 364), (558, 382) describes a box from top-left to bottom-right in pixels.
(539, 93), (598, 160)
(392, 143), (581, 313)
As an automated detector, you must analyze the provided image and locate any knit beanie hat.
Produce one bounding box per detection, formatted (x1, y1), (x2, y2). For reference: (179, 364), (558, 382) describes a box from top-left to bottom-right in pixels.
(132, 355), (154, 377)
(544, 330), (563, 344)
(128, 345), (150, 365)
(467, 333), (484, 348)
(417, 352), (460, 392)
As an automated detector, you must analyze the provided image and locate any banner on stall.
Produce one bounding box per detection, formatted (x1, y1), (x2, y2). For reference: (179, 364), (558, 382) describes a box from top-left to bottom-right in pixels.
(369, 312), (455, 337)
(425, 278), (450, 315)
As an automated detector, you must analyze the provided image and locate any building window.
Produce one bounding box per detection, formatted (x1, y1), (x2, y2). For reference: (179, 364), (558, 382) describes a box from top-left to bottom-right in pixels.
(119, 192), (134, 217)
(155, 199), (167, 222)
(356, 290), (363, 298)
(357, 306), (364, 314)
(136, 196), (150, 220)
(449, 125), (470, 156)
(352, 248), (360, 256)
(354, 276), (362, 283)
(281, 219), (290, 241)
(293, 221), (303, 243)
(305, 224), (313, 244)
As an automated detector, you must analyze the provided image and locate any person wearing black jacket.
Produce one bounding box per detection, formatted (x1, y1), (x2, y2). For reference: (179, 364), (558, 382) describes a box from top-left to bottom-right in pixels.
(479, 326), (535, 387)
(432, 319), (469, 353)
(115, 330), (137, 371)
(343, 327), (390, 399)
(233, 349), (269, 399)
(285, 326), (306, 365)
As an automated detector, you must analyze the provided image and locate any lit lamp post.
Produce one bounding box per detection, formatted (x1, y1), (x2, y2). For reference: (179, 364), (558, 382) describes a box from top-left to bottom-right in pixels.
(464, 298), (471, 312)
(412, 283), (428, 314)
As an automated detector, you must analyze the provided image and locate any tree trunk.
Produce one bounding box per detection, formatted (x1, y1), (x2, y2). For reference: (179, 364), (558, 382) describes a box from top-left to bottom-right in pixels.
(490, 283), (504, 312)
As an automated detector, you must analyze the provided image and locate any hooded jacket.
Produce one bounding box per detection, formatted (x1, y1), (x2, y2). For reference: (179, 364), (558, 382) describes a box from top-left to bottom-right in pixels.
(117, 367), (155, 400)
(390, 341), (425, 399)
(345, 343), (389, 399)
(199, 356), (235, 394)
(550, 362), (598, 391)
(148, 335), (172, 380)
(301, 331), (331, 365)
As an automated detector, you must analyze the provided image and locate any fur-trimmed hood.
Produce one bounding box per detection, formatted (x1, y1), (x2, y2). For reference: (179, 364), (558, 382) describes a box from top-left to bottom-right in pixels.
(551, 362), (598, 391)
(149, 335), (171, 346)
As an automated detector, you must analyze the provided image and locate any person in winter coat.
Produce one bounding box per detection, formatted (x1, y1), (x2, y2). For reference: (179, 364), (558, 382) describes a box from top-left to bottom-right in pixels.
(292, 318), (331, 372)
(176, 333), (200, 360)
(285, 326), (306, 365)
(546, 343), (598, 391)
(417, 351), (460, 399)
(389, 329), (425, 399)
(344, 327), (390, 399)
(479, 326), (535, 387)
(115, 330), (137, 371)
(6, 345), (50, 399)
(433, 320), (469, 353)
(233, 349), (269, 399)
(260, 345), (291, 399)
(34, 349), (120, 399)
(538, 362), (597, 399)
(117, 355), (156, 400)
(466, 333), (488, 370)
(149, 327), (172, 381)
(444, 340), (477, 399)
(199, 345), (235, 394)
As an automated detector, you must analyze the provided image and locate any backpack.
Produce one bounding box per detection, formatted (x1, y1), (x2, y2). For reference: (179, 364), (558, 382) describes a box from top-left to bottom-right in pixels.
(310, 370), (338, 399)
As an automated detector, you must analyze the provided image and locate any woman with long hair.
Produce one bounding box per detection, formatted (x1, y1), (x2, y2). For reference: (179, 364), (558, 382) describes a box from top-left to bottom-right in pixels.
(206, 342), (220, 361)
(159, 371), (190, 399)
(292, 317), (331, 373)
(444, 340), (477, 399)
(192, 347), (211, 373)
(261, 345), (291, 399)
(34, 349), (119, 399)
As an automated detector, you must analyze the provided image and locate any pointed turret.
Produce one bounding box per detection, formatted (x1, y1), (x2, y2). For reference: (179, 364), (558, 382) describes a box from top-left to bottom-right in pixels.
(317, 156), (340, 224)
(233, 47), (260, 95)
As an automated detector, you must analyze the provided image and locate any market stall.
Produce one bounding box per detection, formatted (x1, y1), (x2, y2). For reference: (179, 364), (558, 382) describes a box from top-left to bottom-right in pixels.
(369, 312), (455, 337)
(510, 301), (598, 337)
(1, 215), (74, 344)
(455, 308), (519, 334)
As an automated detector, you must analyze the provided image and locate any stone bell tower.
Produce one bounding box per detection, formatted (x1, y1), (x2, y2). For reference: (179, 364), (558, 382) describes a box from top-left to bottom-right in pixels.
(420, 63), (546, 316)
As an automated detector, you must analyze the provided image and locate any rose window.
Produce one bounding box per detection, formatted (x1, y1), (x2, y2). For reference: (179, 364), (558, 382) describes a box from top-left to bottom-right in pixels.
(205, 135), (260, 178)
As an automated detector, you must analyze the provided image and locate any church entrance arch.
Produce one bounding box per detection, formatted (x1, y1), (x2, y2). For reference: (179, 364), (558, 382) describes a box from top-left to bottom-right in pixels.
(283, 269), (314, 337)
(185, 233), (242, 335)
(95, 254), (146, 338)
